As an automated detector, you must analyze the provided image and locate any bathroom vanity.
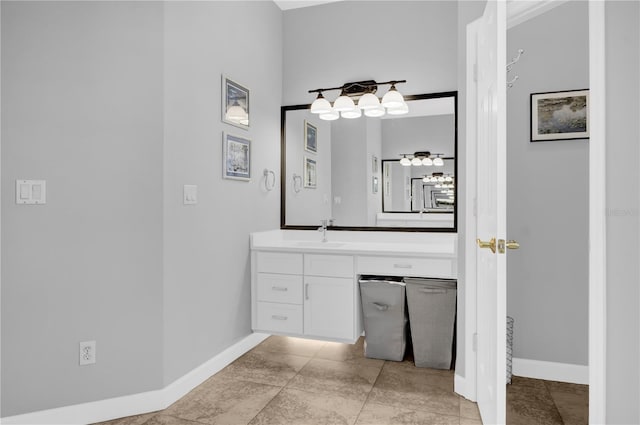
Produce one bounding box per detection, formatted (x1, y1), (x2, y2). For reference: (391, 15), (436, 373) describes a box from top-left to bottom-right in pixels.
(250, 230), (458, 343)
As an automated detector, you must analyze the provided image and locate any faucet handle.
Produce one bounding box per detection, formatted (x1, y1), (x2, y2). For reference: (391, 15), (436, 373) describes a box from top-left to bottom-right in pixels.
(328, 218), (334, 226)
(320, 219), (328, 227)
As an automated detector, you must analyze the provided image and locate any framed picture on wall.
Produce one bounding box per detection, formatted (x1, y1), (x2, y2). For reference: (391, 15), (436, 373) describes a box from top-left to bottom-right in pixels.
(304, 120), (317, 153)
(223, 133), (251, 181)
(530, 89), (589, 142)
(222, 75), (250, 130)
(303, 156), (317, 188)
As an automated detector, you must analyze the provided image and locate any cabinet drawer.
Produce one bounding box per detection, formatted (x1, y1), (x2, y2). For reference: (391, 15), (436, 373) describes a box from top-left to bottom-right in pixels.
(304, 254), (354, 278)
(256, 302), (303, 334)
(257, 252), (303, 275)
(356, 255), (455, 278)
(257, 273), (303, 304)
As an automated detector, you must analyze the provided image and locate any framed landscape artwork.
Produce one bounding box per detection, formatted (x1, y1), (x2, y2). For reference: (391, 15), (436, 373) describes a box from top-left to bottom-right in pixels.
(531, 89), (589, 142)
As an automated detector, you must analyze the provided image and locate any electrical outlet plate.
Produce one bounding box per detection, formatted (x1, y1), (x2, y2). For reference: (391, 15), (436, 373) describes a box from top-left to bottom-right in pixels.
(79, 340), (96, 366)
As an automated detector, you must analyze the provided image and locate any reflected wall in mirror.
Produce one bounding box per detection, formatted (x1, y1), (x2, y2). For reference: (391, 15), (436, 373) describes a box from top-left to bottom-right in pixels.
(281, 91), (457, 232)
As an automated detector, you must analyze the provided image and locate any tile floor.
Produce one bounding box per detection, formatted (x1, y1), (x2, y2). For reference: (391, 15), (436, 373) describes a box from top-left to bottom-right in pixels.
(96, 336), (588, 425)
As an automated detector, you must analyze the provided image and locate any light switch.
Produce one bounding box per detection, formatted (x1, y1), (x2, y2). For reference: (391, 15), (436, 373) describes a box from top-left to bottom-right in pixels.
(20, 184), (30, 199)
(183, 185), (197, 205)
(16, 180), (46, 205)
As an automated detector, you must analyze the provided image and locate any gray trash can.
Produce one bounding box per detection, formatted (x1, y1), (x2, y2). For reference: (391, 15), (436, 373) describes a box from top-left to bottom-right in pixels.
(359, 276), (408, 361)
(405, 278), (457, 369)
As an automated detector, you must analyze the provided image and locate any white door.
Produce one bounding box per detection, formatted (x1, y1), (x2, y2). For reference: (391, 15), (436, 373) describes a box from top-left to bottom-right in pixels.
(475, 0), (508, 423)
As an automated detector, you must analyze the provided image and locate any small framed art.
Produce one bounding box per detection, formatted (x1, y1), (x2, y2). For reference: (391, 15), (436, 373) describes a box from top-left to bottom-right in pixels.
(222, 75), (250, 130)
(303, 156), (317, 188)
(531, 89), (589, 142)
(304, 120), (317, 153)
(223, 133), (251, 181)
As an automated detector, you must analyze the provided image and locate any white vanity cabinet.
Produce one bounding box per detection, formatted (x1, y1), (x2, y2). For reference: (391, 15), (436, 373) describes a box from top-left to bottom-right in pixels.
(254, 252), (304, 334)
(250, 230), (458, 344)
(252, 251), (360, 343)
(303, 255), (355, 341)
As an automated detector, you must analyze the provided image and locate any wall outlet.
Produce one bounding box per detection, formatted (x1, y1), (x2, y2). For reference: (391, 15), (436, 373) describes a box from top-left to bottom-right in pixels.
(79, 341), (96, 366)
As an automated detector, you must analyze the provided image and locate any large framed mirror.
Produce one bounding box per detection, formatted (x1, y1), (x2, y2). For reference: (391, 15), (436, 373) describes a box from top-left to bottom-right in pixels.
(281, 91), (457, 232)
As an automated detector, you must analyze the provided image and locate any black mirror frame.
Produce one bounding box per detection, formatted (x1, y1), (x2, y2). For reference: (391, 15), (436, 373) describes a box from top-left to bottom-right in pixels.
(280, 90), (458, 233)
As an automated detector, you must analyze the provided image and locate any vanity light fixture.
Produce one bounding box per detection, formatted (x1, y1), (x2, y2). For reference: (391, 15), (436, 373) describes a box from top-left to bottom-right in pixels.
(309, 80), (408, 121)
(399, 151), (444, 167)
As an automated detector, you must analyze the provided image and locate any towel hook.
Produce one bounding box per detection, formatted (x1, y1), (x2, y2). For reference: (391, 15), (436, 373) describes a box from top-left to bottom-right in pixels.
(263, 169), (276, 191)
(292, 174), (302, 193)
(506, 49), (524, 89)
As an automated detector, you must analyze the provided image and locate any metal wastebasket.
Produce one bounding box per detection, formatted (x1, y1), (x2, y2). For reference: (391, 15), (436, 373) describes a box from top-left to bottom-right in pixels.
(405, 278), (457, 369)
(359, 276), (408, 361)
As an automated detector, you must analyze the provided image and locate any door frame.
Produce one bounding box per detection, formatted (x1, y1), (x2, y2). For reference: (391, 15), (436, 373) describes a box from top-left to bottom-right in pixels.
(461, 1), (606, 422)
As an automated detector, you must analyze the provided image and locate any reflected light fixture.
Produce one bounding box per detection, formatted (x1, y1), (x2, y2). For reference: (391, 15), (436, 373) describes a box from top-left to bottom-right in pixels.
(399, 151), (446, 167)
(226, 100), (248, 124)
(309, 80), (408, 121)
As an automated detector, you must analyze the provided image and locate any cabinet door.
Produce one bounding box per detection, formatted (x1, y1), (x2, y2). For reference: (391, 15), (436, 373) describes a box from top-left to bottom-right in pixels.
(303, 276), (354, 341)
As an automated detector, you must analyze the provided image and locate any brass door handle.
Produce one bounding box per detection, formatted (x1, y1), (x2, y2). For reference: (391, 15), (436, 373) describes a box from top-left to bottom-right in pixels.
(477, 237), (496, 253)
(506, 240), (520, 249)
(497, 239), (520, 253)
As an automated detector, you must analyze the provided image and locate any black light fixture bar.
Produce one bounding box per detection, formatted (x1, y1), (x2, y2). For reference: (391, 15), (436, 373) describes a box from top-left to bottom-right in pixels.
(308, 79), (407, 95)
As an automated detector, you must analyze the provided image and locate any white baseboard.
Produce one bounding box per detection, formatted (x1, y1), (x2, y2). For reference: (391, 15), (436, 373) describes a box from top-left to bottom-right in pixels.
(454, 373), (476, 401)
(1, 332), (270, 425)
(512, 357), (589, 385)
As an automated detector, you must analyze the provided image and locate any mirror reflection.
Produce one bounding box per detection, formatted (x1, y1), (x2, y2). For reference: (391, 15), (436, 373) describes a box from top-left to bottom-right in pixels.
(282, 92), (457, 231)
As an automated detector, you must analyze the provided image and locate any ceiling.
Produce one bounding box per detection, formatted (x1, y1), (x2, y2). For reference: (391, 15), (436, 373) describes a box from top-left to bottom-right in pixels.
(274, 0), (343, 11)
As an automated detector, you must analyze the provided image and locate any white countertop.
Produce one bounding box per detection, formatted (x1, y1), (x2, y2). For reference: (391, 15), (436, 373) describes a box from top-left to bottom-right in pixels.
(250, 229), (458, 258)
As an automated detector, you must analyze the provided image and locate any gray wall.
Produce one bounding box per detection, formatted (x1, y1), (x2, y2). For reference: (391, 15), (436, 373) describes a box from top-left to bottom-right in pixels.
(506, 1), (589, 366)
(1, 0), (282, 416)
(283, 1), (458, 105)
(381, 114), (455, 160)
(605, 1), (640, 423)
(331, 119), (368, 226)
(1, 1), (164, 415)
(162, 1), (282, 385)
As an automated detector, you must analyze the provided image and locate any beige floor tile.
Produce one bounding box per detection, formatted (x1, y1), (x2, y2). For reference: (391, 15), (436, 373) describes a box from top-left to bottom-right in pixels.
(287, 357), (382, 402)
(544, 380), (588, 425)
(459, 398), (481, 421)
(92, 412), (157, 425)
(163, 374), (282, 425)
(253, 335), (327, 358)
(459, 419), (482, 425)
(215, 349), (310, 387)
(506, 378), (563, 425)
(368, 362), (459, 417)
(355, 401), (459, 425)
(315, 337), (385, 367)
(141, 415), (203, 425)
(248, 387), (364, 425)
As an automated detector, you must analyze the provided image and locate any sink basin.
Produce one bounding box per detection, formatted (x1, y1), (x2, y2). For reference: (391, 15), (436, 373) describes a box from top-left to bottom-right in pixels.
(293, 241), (346, 248)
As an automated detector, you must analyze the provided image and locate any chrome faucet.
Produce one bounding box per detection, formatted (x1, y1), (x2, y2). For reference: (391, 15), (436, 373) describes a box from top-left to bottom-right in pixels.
(318, 220), (328, 242)
(318, 219), (333, 242)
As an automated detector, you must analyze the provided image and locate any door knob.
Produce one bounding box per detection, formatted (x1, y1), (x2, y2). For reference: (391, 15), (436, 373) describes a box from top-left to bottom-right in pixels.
(506, 240), (520, 249)
(476, 237), (496, 253)
(497, 239), (520, 253)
